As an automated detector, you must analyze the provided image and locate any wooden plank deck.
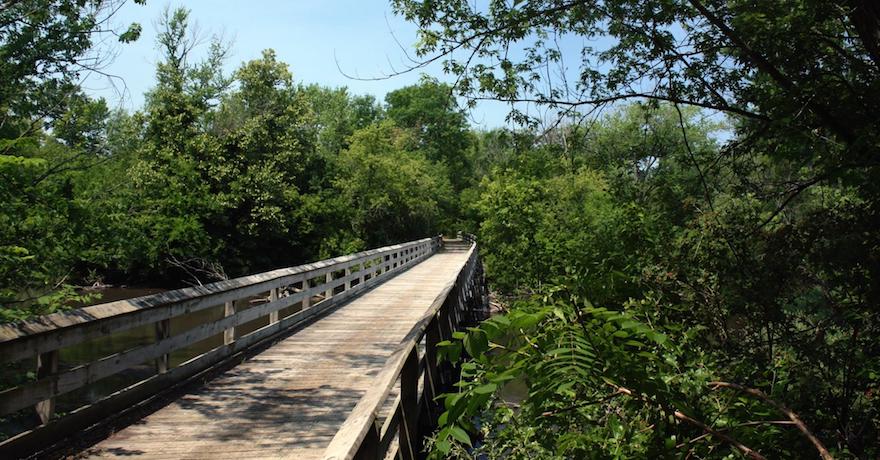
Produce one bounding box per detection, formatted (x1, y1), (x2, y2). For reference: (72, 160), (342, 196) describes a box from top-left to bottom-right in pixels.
(76, 250), (470, 460)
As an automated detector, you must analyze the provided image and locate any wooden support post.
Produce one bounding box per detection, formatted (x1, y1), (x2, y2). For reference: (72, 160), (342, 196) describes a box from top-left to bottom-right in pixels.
(344, 267), (352, 291)
(353, 419), (382, 460)
(423, 317), (441, 419)
(269, 288), (279, 324)
(399, 347), (421, 460)
(302, 280), (311, 309)
(325, 271), (333, 300)
(441, 293), (462, 385)
(224, 301), (236, 345)
(155, 318), (171, 373)
(35, 350), (59, 425)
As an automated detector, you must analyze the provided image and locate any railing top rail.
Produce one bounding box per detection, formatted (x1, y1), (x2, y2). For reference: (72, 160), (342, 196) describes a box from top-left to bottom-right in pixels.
(0, 237), (439, 347)
(321, 241), (477, 460)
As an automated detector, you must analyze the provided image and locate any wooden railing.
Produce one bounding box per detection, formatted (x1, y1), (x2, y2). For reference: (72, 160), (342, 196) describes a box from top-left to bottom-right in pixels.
(0, 237), (441, 457)
(323, 238), (489, 460)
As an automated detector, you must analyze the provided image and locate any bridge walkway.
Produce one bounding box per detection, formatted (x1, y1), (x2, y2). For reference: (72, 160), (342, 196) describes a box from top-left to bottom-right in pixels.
(77, 247), (471, 459)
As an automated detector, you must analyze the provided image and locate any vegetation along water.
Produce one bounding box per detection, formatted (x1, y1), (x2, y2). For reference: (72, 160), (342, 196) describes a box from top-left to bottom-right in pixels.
(1, 0), (878, 458)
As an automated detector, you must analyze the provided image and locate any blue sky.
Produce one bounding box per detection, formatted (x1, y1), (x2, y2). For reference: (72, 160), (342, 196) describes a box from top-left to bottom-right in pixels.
(82, 0), (521, 129)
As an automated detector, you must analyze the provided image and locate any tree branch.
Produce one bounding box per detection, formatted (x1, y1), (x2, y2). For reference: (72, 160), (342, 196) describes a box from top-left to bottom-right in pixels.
(688, 0), (855, 144)
(709, 381), (834, 460)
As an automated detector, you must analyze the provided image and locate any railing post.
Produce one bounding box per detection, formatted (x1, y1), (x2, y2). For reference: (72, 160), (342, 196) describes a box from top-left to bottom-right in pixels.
(224, 301), (236, 345)
(302, 280), (311, 309)
(155, 318), (171, 373)
(423, 317), (441, 423)
(35, 350), (58, 424)
(353, 420), (382, 460)
(399, 346), (421, 460)
(325, 272), (333, 300)
(345, 267), (352, 291)
(268, 287), (279, 324)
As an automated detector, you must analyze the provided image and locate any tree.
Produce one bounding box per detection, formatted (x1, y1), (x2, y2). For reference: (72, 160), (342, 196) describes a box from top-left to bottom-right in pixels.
(124, 6), (231, 280)
(392, 0), (878, 149)
(209, 49), (318, 273)
(394, 5), (880, 455)
(0, 0), (143, 319)
(1, 0), (142, 131)
(131, 11), (324, 279)
(334, 120), (453, 247)
(385, 79), (475, 192)
(299, 84), (383, 162)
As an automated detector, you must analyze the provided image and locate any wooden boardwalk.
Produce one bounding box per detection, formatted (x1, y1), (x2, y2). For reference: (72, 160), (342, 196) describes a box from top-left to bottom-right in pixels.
(76, 249), (471, 460)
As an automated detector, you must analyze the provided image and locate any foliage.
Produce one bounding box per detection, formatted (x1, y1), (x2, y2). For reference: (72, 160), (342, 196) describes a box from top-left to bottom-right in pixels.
(386, 79), (475, 192)
(0, 0), (143, 318)
(334, 120), (454, 247)
(0, 5), (459, 319)
(391, 0), (880, 457)
(1, 2), (878, 459)
(0, 0), (142, 124)
(434, 103), (876, 458)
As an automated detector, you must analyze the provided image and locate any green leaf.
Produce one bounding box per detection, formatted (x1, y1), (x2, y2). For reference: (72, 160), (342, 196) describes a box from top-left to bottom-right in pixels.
(463, 330), (489, 356)
(448, 425), (472, 446)
(473, 383), (497, 394)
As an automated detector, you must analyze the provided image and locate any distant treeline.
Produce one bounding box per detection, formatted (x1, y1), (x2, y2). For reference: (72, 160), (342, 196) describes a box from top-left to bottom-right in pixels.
(2, 1), (879, 458)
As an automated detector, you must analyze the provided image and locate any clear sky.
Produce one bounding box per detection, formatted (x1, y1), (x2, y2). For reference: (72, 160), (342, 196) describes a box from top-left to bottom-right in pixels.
(82, 0), (519, 129)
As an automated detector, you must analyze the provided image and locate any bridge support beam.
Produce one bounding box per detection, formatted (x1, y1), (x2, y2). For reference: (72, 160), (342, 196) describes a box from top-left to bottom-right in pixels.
(269, 288), (279, 324)
(399, 347), (420, 460)
(35, 350), (58, 425)
(325, 272), (333, 300)
(155, 319), (171, 373)
(303, 280), (311, 309)
(224, 301), (235, 345)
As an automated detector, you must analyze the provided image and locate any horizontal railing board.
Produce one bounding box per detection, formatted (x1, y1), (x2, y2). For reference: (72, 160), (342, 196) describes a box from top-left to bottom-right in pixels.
(0, 241), (435, 417)
(0, 239), (427, 344)
(0, 287), (307, 414)
(0, 240), (438, 458)
(0, 281), (352, 458)
(0, 239), (434, 363)
(321, 243), (476, 460)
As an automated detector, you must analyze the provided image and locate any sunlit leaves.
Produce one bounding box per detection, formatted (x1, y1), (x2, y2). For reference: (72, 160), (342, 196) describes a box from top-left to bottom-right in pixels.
(430, 296), (695, 458)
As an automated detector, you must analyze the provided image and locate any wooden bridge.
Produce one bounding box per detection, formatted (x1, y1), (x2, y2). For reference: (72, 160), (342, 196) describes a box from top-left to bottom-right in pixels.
(0, 236), (488, 459)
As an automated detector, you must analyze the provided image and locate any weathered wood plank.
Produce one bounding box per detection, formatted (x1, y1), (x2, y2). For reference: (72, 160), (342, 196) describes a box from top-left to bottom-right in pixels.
(0, 238), (466, 460)
(322, 245), (475, 460)
(0, 239), (434, 362)
(35, 350), (58, 425)
(398, 347), (420, 460)
(0, 243), (436, 416)
(76, 249), (470, 460)
(0, 254), (436, 458)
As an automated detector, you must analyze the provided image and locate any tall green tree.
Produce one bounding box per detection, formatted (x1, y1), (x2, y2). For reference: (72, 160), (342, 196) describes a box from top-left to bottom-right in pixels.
(385, 79), (475, 192)
(334, 120), (453, 247)
(209, 49), (318, 272)
(125, 6), (231, 280)
(0, 0), (143, 318)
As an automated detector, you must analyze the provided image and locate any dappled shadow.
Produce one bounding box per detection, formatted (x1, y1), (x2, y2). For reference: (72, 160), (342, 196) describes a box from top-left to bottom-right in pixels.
(59, 252), (467, 459)
(83, 346), (408, 457)
(78, 446), (147, 457)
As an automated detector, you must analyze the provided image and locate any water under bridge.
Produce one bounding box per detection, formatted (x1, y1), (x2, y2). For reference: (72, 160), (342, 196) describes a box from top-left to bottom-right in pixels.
(0, 236), (488, 460)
